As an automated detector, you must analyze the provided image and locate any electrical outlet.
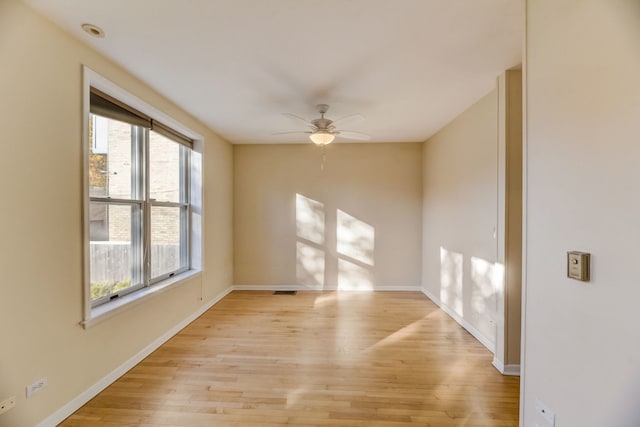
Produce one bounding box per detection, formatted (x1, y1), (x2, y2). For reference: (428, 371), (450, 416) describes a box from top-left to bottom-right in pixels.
(26, 377), (48, 398)
(0, 396), (16, 415)
(535, 399), (555, 426)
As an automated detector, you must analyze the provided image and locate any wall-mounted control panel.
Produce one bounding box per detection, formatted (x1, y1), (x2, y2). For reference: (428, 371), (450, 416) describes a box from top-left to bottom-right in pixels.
(567, 251), (590, 281)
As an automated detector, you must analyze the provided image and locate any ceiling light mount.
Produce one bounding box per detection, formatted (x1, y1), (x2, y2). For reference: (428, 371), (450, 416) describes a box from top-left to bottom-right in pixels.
(81, 23), (105, 38)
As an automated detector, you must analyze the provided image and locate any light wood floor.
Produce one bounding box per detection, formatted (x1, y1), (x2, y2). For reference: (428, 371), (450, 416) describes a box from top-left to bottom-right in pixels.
(61, 291), (519, 426)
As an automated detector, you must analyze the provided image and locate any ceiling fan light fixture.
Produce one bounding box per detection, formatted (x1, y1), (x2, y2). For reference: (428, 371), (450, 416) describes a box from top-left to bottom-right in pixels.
(309, 131), (335, 146)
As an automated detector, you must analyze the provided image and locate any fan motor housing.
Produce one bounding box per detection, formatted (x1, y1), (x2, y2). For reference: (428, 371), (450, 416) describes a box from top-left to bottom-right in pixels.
(312, 118), (333, 130)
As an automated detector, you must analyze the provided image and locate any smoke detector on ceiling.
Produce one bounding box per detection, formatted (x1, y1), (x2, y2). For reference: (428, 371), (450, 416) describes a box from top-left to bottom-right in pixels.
(81, 23), (105, 38)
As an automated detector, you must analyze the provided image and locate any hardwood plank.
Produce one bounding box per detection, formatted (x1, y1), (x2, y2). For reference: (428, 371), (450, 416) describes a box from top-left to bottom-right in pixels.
(60, 291), (519, 426)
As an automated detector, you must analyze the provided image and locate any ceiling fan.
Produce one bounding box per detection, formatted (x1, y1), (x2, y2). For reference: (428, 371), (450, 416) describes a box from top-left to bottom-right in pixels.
(275, 104), (370, 145)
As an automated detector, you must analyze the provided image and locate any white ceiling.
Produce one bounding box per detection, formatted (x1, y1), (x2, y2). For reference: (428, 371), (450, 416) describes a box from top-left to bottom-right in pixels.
(24, 0), (522, 144)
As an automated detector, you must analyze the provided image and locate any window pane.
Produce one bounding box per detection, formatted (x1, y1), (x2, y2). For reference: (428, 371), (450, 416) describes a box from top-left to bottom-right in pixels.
(89, 203), (142, 301)
(150, 131), (182, 203)
(151, 206), (184, 278)
(89, 114), (136, 199)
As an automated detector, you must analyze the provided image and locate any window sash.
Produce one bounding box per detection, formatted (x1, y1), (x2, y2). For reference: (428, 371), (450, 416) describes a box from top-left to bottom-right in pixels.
(148, 201), (190, 283)
(145, 128), (191, 284)
(88, 201), (145, 306)
(88, 108), (192, 308)
(92, 281), (146, 307)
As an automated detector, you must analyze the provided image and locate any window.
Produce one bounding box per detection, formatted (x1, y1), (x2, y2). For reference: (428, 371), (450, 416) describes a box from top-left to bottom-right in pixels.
(84, 74), (202, 319)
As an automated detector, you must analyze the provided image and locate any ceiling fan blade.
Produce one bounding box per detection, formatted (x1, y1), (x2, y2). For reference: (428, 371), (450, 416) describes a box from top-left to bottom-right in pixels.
(337, 130), (371, 141)
(331, 113), (365, 126)
(272, 130), (312, 135)
(282, 113), (314, 128)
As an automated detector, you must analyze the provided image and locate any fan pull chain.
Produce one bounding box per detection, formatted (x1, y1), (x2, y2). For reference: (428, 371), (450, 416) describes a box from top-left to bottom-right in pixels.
(320, 145), (326, 171)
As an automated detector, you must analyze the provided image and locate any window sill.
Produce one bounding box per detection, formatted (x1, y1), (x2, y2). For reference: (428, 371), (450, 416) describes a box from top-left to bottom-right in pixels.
(81, 270), (202, 329)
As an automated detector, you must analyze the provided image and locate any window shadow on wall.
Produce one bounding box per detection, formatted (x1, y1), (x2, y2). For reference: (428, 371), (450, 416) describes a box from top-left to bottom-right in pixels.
(440, 246), (503, 343)
(296, 193), (375, 289)
(440, 246), (464, 317)
(336, 209), (374, 290)
(296, 194), (326, 287)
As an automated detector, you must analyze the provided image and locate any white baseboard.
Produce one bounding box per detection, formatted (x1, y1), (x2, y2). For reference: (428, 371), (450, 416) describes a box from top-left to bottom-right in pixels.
(421, 286), (495, 353)
(37, 286), (233, 427)
(233, 284), (422, 292)
(420, 286), (442, 305)
(369, 285), (422, 291)
(233, 284), (310, 291)
(504, 364), (520, 376)
(492, 357), (521, 376)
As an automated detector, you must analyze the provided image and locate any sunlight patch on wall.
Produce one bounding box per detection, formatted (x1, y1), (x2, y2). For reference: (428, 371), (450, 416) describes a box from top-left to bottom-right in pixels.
(337, 209), (374, 266)
(296, 193), (325, 245)
(338, 258), (373, 290)
(336, 209), (375, 290)
(296, 241), (325, 287)
(469, 256), (503, 343)
(440, 246), (464, 316)
(295, 194), (376, 290)
(295, 194), (326, 288)
(470, 256), (503, 317)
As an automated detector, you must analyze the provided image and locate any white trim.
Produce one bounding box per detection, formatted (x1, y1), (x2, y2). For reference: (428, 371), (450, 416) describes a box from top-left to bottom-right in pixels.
(492, 357), (521, 376)
(233, 284), (307, 291)
(520, 3), (529, 425)
(82, 271), (202, 329)
(420, 285), (442, 305)
(366, 285), (421, 291)
(36, 286), (233, 427)
(505, 365), (520, 376)
(81, 65), (205, 325)
(83, 66), (203, 141)
(82, 66), (92, 322)
(421, 287), (496, 353)
(232, 285), (422, 292)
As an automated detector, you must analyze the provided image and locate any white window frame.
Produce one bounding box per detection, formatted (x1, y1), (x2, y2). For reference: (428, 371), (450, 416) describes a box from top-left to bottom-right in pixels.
(92, 115), (109, 154)
(82, 66), (203, 327)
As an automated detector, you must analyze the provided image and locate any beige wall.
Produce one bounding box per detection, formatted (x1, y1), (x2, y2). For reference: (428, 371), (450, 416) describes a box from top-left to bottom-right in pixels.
(523, 0), (640, 426)
(0, 1), (233, 426)
(421, 89), (500, 349)
(234, 143), (423, 289)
